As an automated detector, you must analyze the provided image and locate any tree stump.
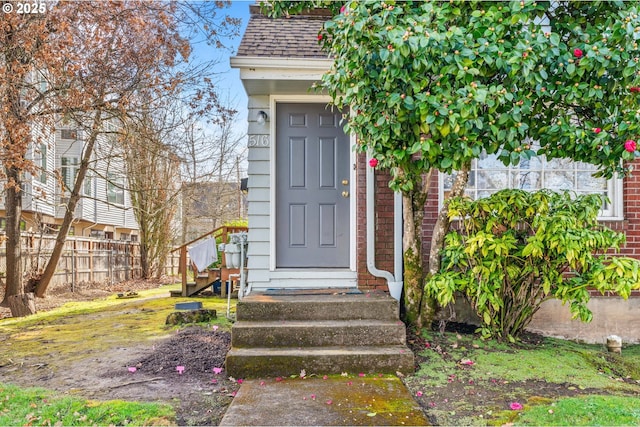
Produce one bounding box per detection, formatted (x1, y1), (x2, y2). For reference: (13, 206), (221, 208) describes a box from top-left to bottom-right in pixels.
(7, 293), (36, 317)
(165, 309), (217, 325)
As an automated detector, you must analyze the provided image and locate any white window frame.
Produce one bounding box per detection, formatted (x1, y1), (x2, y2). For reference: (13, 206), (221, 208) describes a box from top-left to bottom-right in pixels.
(61, 157), (79, 192)
(107, 173), (125, 205)
(439, 154), (623, 221)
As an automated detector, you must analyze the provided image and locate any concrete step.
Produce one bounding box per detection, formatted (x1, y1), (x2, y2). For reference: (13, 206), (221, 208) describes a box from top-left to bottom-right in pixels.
(236, 293), (399, 322)
(225, 346), (414, 378)
(231, 320), (407, 348)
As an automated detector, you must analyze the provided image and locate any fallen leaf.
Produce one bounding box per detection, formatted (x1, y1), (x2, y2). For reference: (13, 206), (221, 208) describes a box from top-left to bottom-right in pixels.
(367, 412), (377, 417)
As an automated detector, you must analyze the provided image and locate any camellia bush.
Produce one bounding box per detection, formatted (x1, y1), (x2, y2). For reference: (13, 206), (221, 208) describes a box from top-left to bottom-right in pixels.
(425, 189), (640, 341)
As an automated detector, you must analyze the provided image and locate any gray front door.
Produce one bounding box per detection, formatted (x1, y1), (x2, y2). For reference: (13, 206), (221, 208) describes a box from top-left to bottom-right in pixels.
(276, 103), (350, 268)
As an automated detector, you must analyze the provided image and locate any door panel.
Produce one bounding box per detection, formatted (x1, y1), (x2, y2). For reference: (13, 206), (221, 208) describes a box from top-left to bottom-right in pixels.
(276, 103), (349, 268)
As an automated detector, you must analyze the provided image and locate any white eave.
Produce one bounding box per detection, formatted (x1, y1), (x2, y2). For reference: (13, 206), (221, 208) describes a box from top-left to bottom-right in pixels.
(230, 56), (333, 96)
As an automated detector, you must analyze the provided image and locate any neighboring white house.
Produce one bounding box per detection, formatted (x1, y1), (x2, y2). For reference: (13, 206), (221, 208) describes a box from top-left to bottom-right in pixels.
(0, 120), (139, 241)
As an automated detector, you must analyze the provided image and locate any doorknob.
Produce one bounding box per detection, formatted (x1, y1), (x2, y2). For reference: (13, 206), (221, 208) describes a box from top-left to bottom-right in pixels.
(342, 191), (350, 198)
(342, 179), (349, 185)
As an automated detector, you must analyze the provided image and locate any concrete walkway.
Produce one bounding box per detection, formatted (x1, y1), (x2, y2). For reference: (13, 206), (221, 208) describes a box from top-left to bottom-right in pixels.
(220, 375), (430, 426)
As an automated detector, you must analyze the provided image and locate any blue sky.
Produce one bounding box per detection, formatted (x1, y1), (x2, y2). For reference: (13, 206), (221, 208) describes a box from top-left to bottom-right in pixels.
(212, 1), (252, 125)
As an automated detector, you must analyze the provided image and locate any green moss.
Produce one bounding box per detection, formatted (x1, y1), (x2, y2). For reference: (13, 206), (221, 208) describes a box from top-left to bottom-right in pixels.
(0, 291), (235, 365)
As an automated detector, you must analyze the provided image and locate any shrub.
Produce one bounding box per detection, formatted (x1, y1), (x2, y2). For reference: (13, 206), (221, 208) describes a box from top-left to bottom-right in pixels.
(425, 189), (640, 341)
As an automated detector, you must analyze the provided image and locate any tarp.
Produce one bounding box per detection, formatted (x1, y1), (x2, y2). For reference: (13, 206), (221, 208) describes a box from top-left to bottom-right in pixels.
(188, 238), (218, 272)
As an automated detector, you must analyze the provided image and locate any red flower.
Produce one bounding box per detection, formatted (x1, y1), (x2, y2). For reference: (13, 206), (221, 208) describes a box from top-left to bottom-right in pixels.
(317, 34), (323, 41)
(369, 158), (378, 167)
(593, 128), (602, 134)
(625, 139), (637, 153)
(573, 48), (583, 58)
(630, 87), (640, 93)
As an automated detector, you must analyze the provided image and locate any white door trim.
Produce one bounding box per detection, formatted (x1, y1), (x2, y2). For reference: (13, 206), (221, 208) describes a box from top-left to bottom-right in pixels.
(269, 94), (356, 280)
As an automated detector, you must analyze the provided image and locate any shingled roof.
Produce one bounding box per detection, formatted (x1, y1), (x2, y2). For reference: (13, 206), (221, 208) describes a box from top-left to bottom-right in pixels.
(236, 5), (331, 59)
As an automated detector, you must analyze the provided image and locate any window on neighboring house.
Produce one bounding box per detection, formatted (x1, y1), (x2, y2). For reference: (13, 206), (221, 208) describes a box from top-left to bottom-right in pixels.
(60, 129), (78, 140)
(84, 174), (92, 197)
(107, 173), (125, 205)
(38, 143), (47, 184)
(441, 151), (622, 220)
(61, 157), (79, 191)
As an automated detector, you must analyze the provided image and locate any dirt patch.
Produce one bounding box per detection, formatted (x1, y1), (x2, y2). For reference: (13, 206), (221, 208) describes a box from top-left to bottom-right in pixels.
(1, 325), (239, 425)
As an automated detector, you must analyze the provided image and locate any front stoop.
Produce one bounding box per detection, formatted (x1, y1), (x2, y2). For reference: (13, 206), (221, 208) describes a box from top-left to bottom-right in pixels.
(225, 291), (414, 378)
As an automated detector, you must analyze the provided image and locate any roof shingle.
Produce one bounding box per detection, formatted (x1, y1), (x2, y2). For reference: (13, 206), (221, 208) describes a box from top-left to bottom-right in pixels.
(236, 5), (331, 59)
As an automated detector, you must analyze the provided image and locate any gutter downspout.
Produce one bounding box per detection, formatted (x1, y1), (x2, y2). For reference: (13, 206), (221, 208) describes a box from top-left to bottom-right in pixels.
(366, 150), (404, 301)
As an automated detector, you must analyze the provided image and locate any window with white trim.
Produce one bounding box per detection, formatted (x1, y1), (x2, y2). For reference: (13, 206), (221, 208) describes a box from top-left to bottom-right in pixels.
(107, 173), (125, 205)
(441, 152), (623, 220)
(60, 129), (78, 140)
(38, 143), (47, 184)
(61, 157), (79, 191)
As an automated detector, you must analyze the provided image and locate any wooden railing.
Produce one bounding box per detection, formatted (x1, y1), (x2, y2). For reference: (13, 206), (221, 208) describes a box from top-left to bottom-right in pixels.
(171, 225), (248, 297)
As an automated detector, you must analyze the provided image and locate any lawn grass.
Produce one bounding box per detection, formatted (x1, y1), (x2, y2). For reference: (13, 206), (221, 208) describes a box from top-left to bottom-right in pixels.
(0, 383), (175, 426)
(406, 328), (640, 426)
(512, 395), (640, 426)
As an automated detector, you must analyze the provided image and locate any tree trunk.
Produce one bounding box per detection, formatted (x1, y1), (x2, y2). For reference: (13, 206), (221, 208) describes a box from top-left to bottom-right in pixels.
(402, 193), (424, 327)
(7, 293), (36, 317)
(428, 164), (470, 276)
(1, 168), (36, 316)
(401, 169), (433, 328)
(35, 109), (103, 298)
(140, 239), (151, 279)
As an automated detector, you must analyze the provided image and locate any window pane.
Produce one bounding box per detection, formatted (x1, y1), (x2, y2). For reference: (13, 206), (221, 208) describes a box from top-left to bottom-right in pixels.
(442, 150), (617, 218)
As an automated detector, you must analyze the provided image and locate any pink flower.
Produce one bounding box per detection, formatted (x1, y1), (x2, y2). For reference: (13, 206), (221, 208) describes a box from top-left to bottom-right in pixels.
(176, 366), (185, 374)
(369, 158), (378, 168)
(326, 400), (333, 405)
(213, 367), (223, 375)
(311, 394), (316, 400)
(593, 127), (602, 134)
(128, 367), (137, 373)
(237, 379), (244, 384)
(231, 391), (237, 397)
(260, 381), (265, 386)
(416, 391), (423, 397)
(625, 139), (637, 153)
(573, 48), (583, 58)
(212, 325), (219, 331)
(340, 5), (346, 13)
(359, 372), (366, 377)
(460, 359), (475, 366)
(211, 379), (218, 384)
(510, 402), (523, 410)
(323, 375), (328, 380)
(630, 87), (640, 93)
(276, 377), (283, 382)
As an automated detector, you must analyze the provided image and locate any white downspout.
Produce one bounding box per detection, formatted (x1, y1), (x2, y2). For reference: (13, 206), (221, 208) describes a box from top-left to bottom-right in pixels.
(366, 150), (404, 301)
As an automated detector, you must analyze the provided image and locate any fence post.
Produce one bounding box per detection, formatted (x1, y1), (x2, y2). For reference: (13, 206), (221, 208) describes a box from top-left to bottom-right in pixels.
(71, 241), (76, 293)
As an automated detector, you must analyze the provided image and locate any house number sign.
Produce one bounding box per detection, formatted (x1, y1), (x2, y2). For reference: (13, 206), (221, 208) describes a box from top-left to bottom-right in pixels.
(248, 135), (269, 147)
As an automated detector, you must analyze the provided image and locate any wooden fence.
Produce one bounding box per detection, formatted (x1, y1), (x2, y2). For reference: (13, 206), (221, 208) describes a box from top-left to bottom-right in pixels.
(0, 233), (182, 291)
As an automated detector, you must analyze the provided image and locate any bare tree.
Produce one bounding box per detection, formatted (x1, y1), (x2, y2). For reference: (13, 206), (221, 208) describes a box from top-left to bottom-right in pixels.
(1, 0), (240, 316)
